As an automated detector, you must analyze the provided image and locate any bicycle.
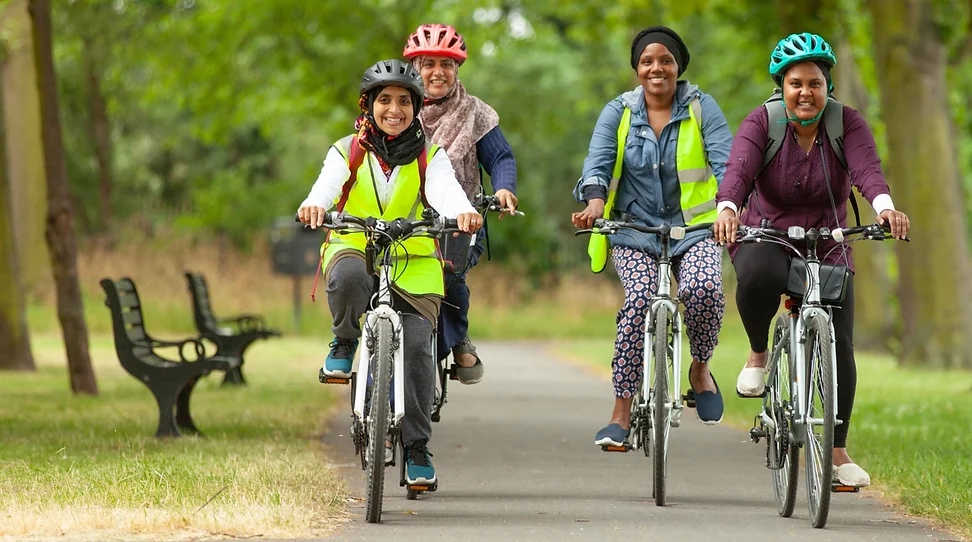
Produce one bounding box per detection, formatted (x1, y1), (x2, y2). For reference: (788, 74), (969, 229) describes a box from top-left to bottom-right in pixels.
(315, 210), (463, 522)
(430, 193), (524, 423)
(575, 217), (713, 506)
(741, 222), (906, 528)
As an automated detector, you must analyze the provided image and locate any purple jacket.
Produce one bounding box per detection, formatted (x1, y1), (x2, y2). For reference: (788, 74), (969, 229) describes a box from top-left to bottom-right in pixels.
(716, 104), (891, 271)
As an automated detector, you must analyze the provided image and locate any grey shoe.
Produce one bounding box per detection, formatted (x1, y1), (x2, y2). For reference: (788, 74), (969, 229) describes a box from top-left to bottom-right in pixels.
(453, 337), (484, 385)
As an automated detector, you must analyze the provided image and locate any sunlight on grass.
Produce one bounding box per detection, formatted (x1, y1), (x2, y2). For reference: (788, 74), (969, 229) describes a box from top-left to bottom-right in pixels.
(0, 334), (348, 540)
(553, 311), (972, 540)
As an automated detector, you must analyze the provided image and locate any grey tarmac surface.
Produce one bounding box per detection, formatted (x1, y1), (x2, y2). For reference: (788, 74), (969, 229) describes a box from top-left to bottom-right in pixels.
(307, 341), (960, 542)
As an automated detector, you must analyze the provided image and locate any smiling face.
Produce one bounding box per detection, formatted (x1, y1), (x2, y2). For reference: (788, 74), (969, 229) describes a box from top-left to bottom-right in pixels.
(782, 61), (828, 123)
(636, 42), (678, 100)
(372, 86), (414, 136)
(418, 56), (457, 99)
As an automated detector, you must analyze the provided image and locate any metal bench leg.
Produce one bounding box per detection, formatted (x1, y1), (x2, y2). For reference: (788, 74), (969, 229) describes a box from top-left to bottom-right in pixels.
(176, 376), (203, 436)
(153, 389), (182, 438)
(220, 365), (246, 387)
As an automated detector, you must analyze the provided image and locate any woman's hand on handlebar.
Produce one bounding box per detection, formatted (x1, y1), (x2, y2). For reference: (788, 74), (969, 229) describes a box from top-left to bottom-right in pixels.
(877, 209), (910, 240)
(298, 205), (328, 229)
(493, 189), (519, 219)
(571, 198), (605, 229)
(457, 211), (484, 234)
(713, 207), (741, 245)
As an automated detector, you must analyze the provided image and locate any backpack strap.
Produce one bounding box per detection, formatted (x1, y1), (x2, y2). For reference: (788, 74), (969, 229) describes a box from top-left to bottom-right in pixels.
(335, 135), (365, 212)
(759, 93), (860, 226)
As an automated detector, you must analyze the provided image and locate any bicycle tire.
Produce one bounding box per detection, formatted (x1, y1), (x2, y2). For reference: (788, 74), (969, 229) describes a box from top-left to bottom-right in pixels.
(804, 313), (835, 528)
(431, 357), (447, 423)
(651, 304), (672, 506)
(364, 318), (393, 523)
(768, 314), (799, 517)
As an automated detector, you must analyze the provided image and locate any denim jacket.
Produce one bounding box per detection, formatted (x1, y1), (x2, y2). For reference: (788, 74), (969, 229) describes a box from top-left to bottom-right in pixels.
(574, 81), (733, 257)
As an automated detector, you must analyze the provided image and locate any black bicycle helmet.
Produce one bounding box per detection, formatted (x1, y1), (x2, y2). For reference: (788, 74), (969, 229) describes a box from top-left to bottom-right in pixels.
(360, 59), (425, 97)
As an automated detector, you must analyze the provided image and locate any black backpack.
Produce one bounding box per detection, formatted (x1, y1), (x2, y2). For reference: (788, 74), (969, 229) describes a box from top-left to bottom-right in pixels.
(760, 89), (861, 225)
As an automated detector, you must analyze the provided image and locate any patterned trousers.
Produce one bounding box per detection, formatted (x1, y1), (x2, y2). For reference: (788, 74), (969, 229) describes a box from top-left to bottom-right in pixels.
(611, 239), (725, 398)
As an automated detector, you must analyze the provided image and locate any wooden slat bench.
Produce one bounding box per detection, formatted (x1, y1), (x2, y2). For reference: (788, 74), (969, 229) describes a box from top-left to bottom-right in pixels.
(184, 272), (281, 386)
(101, 277), (239, 438)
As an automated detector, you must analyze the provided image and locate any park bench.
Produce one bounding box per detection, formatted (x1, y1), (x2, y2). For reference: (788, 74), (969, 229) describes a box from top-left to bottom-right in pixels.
(101, 277), (239, 438)
(184, 272), (281, 386)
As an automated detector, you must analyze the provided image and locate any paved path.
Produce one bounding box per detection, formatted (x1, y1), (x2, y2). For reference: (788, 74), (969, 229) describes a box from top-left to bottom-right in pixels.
(314, 341), (960, 541)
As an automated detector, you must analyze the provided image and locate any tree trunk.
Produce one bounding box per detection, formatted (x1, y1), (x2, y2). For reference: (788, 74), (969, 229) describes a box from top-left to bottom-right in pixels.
(831, 27), (897, 352)
(866, 0), (972, 368)
(29, 0), (98, 393)
(0, 84), (36, 371)
(0, 0), (50, 297)
(82, 34), (113, 229)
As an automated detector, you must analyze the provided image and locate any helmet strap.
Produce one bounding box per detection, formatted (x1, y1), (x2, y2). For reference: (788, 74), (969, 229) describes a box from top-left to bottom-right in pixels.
(786, 100), (827, 127)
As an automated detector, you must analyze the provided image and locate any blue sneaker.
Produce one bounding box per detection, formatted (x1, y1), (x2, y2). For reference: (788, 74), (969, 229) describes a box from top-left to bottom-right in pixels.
(694, 375), (724, 425)
(594, 423), (630, 447)
(322, 337), (358, 378)
(405, 440), (436, 484)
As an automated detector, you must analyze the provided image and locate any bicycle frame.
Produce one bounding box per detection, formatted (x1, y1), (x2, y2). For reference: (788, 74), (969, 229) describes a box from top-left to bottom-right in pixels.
(639, 237), (684, 431)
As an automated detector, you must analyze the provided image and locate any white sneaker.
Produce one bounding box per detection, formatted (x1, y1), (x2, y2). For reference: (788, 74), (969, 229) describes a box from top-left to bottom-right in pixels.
(834, 463), (870, 487)
(736, 366), (768, 396)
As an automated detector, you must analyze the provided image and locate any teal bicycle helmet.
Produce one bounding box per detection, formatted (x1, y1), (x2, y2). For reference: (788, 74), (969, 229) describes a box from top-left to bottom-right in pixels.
(769, 32), (836, 87)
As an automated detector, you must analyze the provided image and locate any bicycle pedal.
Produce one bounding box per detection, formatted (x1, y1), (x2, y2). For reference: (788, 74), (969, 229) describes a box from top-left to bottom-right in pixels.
(447, 366), (458, 381)
(407, 482), (437, 492)
(320, 377), (351, 385)
(600, 444), (631, 453)
(831, 483), (860, 493)
(736, 390), (766, 399)
(681, 391), (696, 408)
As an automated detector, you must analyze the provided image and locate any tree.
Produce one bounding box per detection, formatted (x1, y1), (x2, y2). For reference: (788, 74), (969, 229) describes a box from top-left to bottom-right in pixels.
(29, 0), (97, 393)
(0, 78), (36, 371)
(1, 0), (49, 295)
(866, 0), (972, 368)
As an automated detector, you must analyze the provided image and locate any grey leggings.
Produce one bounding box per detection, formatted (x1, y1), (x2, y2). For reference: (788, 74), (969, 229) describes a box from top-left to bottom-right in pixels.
(327, 256), (435, 447)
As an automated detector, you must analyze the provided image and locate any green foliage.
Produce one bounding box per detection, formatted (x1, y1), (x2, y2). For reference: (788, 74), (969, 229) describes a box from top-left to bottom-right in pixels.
(45, 0), (972, 262)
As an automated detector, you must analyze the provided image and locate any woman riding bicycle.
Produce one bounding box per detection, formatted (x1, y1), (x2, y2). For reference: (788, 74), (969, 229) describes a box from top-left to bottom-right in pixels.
(296, 59), (482, 486)
(571, 26), (733, 446)
(712, 32), (911, 487)
(403, 23), (519, 385)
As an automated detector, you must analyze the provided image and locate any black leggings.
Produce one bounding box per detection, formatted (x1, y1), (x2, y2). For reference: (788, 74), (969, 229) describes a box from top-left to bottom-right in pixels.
(733, 242), (857, 448)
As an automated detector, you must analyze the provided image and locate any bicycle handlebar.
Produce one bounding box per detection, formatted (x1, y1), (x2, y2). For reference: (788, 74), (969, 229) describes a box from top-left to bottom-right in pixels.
(474, 193), (525, 216)
(574, 218), (713, 241)
(736, 223), (909, 244)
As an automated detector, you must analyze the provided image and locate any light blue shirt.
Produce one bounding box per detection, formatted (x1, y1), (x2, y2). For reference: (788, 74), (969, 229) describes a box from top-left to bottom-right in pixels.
(574, 81), (733, 257)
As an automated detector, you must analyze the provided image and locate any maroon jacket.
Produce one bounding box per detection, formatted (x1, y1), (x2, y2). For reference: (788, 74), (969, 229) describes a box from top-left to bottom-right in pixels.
(716, 104), (891, 271)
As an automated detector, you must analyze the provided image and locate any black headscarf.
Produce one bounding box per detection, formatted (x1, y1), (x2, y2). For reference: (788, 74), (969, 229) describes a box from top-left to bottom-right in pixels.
(630, 26), (690, 76)
(354, 87), (426, 167)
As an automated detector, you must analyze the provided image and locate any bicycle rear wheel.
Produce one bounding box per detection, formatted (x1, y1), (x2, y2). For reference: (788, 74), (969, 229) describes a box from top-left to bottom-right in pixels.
(767, 314), (799, 517)
(364, 318), (393, 523)
(804, 313), (835, 528)
(651, 304), (673, 506)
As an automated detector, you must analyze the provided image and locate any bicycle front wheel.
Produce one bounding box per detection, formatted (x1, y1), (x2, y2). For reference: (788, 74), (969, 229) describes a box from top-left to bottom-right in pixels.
(804, 313), (835, 528)
(651, 304), (673, 507)
(767, 314), (799, 517)
(364, 318), (393, 523)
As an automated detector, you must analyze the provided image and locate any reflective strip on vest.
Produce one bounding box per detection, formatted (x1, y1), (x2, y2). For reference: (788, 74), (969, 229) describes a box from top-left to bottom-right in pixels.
(321, 142), (444, 296)
(675, 99), (718, 225)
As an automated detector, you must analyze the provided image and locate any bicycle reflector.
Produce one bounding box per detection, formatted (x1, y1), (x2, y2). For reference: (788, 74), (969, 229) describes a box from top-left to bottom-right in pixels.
(671, 227), (686, 240)
(787, 226), (806, 239)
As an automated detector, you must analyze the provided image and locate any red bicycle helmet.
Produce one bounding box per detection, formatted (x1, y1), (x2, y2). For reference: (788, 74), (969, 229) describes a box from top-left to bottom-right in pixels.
(403, 23), (468, 63)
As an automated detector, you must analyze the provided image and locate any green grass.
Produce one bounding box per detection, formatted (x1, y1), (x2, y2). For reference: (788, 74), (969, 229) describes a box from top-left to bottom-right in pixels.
(554, 311), (972, 541)
(0, 333), (347, 541)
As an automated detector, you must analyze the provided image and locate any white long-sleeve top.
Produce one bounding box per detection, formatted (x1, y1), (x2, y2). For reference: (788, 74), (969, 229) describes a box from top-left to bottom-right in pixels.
(299, 145), (475, 218)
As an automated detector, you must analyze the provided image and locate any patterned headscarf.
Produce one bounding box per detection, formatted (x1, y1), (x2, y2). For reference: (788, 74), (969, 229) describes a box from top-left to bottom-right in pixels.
(416, 72), (499, 199)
